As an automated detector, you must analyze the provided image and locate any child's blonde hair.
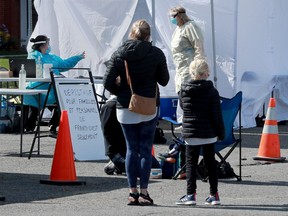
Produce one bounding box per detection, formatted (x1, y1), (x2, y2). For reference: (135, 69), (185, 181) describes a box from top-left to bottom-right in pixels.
(189, 58), (209, 80)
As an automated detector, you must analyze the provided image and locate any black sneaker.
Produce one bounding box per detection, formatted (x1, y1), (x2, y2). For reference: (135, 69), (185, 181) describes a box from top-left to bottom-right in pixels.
(157, 144), (179, 160)
(49, 125), (58, 136)
(25, 126), (35, 133)
(157, 153), (177, 163)
(24, 129), (35, 134)
(157, 152), (172, 159)
(111, 153), (126, 174)
(104, 160), (116, 175)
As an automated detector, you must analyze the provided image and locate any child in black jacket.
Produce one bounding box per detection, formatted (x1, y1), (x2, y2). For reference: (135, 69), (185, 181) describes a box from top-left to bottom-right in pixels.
(175, 59), (225, 206)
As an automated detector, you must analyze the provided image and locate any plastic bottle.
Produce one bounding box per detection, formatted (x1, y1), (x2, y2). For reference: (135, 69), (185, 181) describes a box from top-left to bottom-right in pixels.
(19, 64), (26, 90)
(36, 56), (43, 78)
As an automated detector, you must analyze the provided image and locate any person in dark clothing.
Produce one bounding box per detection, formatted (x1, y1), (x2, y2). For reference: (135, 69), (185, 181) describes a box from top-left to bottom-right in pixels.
(103, 19), (169, 206)
(101, 95), (163, 176)
(175, 59), (225, 206)
(101, 95), (127, 175)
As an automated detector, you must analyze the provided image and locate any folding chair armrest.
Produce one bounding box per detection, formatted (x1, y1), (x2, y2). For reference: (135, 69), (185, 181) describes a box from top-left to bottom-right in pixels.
(162, 116), (182, 140)
(162, 117), (181, 126)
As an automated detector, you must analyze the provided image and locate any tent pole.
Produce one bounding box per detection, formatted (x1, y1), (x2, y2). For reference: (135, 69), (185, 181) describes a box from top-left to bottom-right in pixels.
(210, 0), (217, 89)
(27, 0), (33, 38)
(234, 0), (239, 93)
(151, 0), (156, 45)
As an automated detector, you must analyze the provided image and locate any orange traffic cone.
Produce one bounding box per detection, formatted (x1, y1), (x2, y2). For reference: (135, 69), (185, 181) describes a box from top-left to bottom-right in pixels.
(40, 110), (86, 185)
(253, 98), (286, 162)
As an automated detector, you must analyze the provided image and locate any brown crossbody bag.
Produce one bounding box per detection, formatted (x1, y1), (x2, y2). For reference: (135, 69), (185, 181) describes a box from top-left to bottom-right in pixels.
(124, 60), (157, 115)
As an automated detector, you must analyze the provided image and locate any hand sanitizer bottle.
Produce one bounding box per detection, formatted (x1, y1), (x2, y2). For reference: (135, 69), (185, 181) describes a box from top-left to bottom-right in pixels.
(36, 56), (43, 78)
(19, 64), (26, 90)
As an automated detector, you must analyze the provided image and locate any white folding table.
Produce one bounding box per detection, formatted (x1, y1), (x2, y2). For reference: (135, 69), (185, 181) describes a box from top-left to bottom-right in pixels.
(0, 88), (47, 156)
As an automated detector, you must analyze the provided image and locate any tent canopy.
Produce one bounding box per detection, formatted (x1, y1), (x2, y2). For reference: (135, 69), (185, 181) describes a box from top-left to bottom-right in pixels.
(30, 0), (288, 128)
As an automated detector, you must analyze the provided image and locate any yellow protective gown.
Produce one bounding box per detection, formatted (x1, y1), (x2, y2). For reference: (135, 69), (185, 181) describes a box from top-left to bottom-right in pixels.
(171, 20), (205, 93)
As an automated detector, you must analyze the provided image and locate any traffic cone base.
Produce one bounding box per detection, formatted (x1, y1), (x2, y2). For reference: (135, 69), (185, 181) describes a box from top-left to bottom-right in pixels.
(253, 155), (286, 162)
(40, 110), (86, 185)
(40, 179), (86, 186)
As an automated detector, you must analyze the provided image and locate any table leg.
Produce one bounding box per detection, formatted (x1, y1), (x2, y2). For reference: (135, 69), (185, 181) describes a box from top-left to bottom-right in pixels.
(37, 93), (40, 154)
(20, 95), (23, 157)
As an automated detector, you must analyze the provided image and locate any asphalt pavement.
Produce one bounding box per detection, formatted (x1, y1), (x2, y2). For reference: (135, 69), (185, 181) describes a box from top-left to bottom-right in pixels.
(0, 120), (288, 216)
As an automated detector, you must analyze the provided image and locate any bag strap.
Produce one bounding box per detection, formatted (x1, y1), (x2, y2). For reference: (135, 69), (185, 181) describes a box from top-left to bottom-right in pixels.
(124, 60), (157, 98)
(124, 60), (134, 94)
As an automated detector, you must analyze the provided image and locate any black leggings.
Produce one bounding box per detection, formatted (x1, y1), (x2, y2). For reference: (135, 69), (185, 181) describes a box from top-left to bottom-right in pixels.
(185, 143), (218, 195)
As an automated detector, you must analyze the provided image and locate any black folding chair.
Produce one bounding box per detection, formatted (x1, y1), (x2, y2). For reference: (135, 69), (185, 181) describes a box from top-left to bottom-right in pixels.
(162, 91), (242, 181)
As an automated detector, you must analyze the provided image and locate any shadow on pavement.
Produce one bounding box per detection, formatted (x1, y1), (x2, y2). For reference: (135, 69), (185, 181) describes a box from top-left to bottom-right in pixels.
(0, 172), (127, 205)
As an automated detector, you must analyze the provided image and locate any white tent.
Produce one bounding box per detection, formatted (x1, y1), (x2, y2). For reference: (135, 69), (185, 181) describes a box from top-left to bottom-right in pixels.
(30, 0), (288, 128)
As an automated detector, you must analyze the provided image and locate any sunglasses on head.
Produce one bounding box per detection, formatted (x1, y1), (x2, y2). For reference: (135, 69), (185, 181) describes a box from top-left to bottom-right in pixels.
(172, 11), (185, 18)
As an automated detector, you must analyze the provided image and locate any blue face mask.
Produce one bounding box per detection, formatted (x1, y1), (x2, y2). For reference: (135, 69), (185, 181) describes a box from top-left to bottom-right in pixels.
(171, 17), (177, 25)
(46, 46), (51, 54)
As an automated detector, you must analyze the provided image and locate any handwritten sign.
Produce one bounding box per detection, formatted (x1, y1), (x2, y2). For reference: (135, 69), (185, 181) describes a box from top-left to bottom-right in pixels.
(56, 82), (105, 161)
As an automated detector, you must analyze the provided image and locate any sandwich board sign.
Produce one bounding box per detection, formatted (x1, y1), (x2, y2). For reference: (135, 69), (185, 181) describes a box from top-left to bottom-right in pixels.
(54, 78), (105, 161)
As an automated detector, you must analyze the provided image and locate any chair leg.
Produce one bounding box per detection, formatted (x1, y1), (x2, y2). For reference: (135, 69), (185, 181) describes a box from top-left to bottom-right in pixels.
(216, 158), (241, 181)
(216, 146), (242, 181)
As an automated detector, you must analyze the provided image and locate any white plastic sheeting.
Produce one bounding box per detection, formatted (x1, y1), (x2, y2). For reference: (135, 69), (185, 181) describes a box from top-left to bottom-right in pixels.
(29, 0), (288, 128)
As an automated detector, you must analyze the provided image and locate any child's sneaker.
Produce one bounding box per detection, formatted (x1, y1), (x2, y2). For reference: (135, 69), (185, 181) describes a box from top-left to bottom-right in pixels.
(175, 194), (196, 205)
(205, 192), (221, 205)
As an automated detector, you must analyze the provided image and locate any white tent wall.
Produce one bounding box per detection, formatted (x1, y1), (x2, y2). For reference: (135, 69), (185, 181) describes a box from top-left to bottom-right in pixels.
(236, 0), (288, 127)
(29, 0), (139, 77)
(29, 0), (288, 128)
(212, 0), (238, 97)
(31, 0), (60, 54)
